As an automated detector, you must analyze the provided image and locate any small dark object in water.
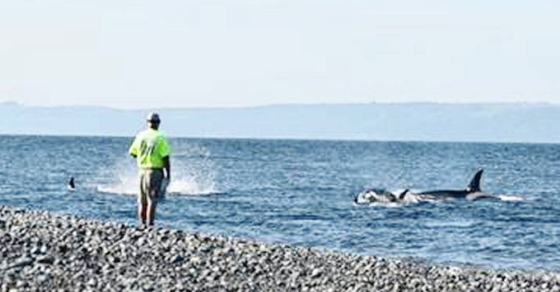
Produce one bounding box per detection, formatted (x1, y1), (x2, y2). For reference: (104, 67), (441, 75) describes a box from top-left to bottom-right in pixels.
(68, 177), (75, 191)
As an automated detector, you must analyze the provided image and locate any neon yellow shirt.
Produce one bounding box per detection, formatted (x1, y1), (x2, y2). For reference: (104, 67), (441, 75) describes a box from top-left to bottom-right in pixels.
(129, 129), (171, 169)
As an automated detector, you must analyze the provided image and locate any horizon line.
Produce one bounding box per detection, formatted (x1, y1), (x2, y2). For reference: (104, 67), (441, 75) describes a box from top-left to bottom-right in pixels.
(1, 100), (557, 111)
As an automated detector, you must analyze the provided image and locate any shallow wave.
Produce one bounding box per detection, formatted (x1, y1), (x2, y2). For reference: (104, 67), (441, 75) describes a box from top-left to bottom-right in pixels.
(497, 194), (525, 202)
(424, 220), (475, 228)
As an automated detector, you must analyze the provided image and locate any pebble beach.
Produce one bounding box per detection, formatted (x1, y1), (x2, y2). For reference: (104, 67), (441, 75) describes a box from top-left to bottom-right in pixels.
(1, 205), (560, 292)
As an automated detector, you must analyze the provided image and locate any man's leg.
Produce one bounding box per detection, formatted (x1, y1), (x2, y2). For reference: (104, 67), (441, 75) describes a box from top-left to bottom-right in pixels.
(147, 191), (157, 226)
(138, 203), (147, 227)
(138, 171), (148, 227)
(146, 169), (163, 226)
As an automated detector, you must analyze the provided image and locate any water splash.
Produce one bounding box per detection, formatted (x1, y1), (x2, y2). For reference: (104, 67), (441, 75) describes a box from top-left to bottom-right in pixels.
(97, 180), (137, 195)
(97, 176), (219, 196)
(95, 160), (138, 195)
(169, 143), (220, 195)
(166, 179), (218, 195)
(96, 144), (221, 196)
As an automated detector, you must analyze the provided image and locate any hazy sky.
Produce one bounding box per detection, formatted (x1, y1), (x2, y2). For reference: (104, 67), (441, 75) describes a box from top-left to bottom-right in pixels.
(1, 1), (559, 109)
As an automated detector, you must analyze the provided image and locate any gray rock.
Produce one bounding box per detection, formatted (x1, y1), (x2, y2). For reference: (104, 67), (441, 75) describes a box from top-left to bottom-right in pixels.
(8, 256), (34, 269)
(37, 273), (51, 284)
(36, 255), (55, 265)
(170, 254), (184, 264)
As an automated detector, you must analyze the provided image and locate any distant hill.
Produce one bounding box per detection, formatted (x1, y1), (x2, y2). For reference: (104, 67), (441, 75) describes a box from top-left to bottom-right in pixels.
(0, 102), (559, 143)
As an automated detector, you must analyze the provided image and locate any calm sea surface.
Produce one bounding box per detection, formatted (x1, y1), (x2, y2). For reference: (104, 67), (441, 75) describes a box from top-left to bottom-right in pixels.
(2, 135), (560, 271)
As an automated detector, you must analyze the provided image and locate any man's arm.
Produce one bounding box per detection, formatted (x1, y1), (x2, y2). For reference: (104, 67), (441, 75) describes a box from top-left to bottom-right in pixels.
(129, 136), (139, 158)
(163, 156), (170, 179)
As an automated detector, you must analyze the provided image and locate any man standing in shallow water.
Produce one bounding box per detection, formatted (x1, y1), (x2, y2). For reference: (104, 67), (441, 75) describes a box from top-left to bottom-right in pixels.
(129, 112), (171, 228)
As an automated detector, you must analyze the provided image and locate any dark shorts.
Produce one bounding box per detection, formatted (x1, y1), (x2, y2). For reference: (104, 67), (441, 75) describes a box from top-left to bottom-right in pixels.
(139, 169), (164, 205)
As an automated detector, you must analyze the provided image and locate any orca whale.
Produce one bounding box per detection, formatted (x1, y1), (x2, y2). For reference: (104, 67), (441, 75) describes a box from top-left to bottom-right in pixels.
(414, 169), (493, 201)
(68, 177), (75, 191)
(354, 188), (408, 204)
(354, 169), (494, 204)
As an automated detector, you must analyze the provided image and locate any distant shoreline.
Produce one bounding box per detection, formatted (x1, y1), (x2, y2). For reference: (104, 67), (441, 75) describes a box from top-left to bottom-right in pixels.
(0, 133), (559, 146)
(2, 102), (560, 143)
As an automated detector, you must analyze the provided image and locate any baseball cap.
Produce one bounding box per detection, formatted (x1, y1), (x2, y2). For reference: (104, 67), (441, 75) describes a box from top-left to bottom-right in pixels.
(146, 112), (161, 123)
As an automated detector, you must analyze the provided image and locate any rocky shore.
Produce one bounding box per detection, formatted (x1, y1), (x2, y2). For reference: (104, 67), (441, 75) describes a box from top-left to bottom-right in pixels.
(1, 205), (560, 292)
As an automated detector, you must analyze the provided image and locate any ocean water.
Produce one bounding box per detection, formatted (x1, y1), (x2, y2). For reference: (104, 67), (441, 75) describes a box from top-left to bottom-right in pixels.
(2, 135), (560, 271)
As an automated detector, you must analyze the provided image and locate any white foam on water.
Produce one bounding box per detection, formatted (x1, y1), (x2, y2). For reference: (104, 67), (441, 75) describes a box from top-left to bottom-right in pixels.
(368, 202), (402, 208)
(497, 194), (525, 202)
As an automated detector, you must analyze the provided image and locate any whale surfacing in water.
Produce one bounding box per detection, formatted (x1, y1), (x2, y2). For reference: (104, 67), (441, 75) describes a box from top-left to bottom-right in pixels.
(354, 188), (409, 204)
(68, 177), (75, 192)
(414, 169), (492, 201)
(354, 169), (494, 204)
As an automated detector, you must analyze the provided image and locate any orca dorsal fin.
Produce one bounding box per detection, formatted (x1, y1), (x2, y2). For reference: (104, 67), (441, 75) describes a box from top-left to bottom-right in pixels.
(467, 169), (483, 192)
(68, 177), (75, 191)
(398, 189), (409, 200)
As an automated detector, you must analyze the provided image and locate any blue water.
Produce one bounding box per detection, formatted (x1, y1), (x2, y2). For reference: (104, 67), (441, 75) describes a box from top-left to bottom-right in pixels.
(2, 135), (560, 271)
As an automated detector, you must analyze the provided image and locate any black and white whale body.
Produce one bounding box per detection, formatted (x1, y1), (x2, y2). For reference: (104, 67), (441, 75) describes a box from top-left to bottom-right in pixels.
(354, 169), (494, 204)
(414, 169), (493, 201)
(354, 188), (409, 204)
